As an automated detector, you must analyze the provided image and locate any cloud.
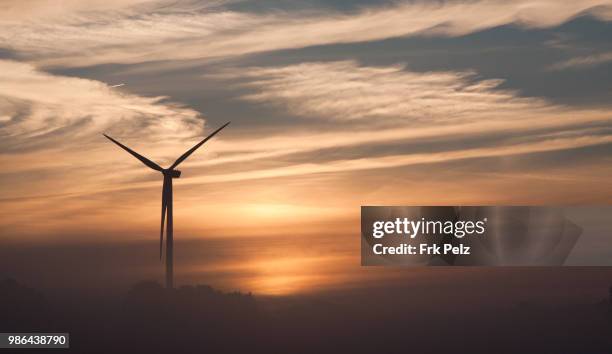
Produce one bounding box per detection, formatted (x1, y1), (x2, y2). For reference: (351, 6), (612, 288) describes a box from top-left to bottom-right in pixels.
(0, 0), (157, 21)
(2, 1), (612, 247)
(2, 0), (612, 67)
(3, 59), (602, 182)
(0, 60), (217, 239)
(0, 60), (204, 153)
(2, 59), (612, 239)
(0, 58), (215, 213)
(13, 60), (603, 190)
(549, 51), (612, 70)
(190, 60), (612, 178)
(0, 0), (238, 21)
(3, 59), (611, 188)
(223, 61), (552, 122)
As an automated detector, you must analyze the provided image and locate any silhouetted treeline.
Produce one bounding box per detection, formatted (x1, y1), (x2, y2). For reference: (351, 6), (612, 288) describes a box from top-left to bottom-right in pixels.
(2, 278), (612, 353)
(1, 278), (259, 353)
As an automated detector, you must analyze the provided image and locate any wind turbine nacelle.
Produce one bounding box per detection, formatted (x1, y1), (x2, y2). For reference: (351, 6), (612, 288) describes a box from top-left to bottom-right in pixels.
(165, 169), (181, 178)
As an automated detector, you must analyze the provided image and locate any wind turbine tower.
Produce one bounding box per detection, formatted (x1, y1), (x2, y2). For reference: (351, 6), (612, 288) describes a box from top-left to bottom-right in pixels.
(104, 122), (230, 288)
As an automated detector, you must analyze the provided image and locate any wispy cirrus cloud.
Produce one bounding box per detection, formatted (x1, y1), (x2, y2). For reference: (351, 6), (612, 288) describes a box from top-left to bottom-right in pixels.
(2, 0), (612, 67)
(5, 59), (609, 184)
(224, 61), (552, 122)
(0, 58), (212, 207)
(3, 0), (612, 238)
(2, 59), (612, 238)
(199, 60), (612, 175)
(0, 59), (204, 153)
(549, 51), (612, 70)
(0, 59), (221, 237)
(0, 0), (158, 21)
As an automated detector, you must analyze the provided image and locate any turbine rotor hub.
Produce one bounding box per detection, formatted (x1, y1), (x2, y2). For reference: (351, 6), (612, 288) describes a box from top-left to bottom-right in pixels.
(164, 169), (181, 178)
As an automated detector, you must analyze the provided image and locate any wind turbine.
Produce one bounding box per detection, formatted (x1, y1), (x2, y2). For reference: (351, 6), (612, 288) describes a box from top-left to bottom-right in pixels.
(103, 122), (230, 289)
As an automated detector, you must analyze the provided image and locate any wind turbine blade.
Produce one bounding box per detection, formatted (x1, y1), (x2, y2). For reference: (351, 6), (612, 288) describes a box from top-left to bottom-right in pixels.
(103, 134), (163, 171)
(169, 122), (230, 170)
(160, 177), (168, 261)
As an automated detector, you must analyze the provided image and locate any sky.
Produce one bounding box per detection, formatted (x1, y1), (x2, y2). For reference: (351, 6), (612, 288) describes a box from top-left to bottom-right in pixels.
(1, 0), (612, 295)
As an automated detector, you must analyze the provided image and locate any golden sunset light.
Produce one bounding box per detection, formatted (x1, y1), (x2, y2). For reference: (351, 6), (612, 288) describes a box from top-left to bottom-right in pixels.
(1, 1), (612, 352)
